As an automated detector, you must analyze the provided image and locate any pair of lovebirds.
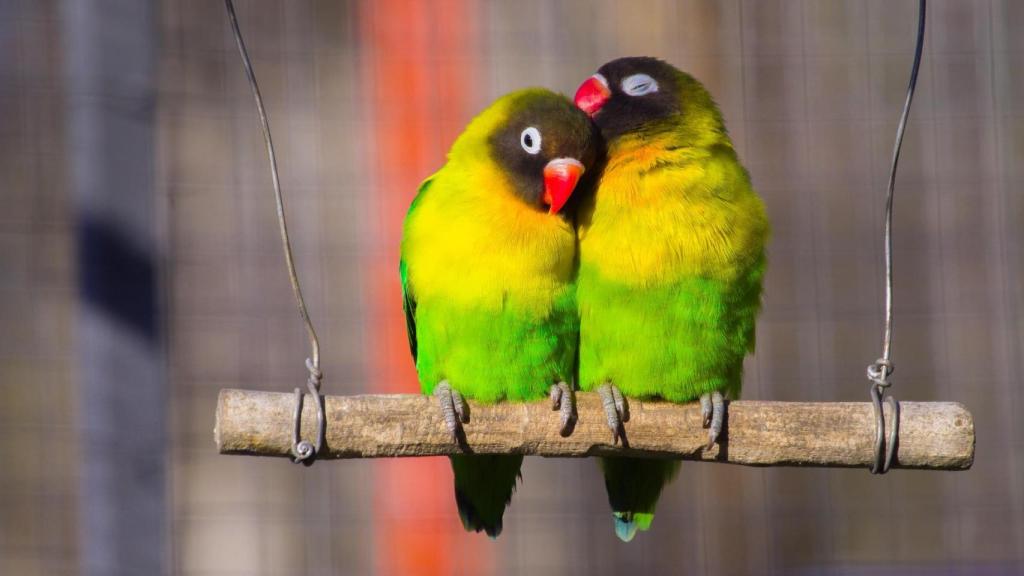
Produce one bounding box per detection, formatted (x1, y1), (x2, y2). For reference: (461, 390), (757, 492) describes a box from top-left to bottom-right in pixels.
(400, 57), (769, 541)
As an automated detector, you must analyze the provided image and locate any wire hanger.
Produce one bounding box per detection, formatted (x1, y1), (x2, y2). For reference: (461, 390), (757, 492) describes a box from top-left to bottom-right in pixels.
(866, 0), (926, 475)
(224, 0), (326, 466)
(220, 0), (928, 473)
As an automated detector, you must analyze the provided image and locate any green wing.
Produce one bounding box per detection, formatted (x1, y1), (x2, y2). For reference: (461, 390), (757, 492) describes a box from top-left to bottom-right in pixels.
(400, 258), (417, 362)
(399, 176), (436, 363)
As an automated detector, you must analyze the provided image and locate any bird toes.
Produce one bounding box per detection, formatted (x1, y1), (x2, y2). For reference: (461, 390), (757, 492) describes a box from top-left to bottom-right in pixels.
(434, 380), (467, 442)
(598, 383), (629, 445)
(549, 381), (577, 437)
(700, 390), (726, 451)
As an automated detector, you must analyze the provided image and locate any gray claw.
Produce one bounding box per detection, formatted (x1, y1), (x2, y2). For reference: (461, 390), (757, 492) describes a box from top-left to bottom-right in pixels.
(700, 390), (725, 450)
(597, 383), (628, 444)
(611, 385), (629, 423)
(549, 381), (577, 436)
(700, 394), (712, 427)
(434, 380), (467, 441)
(453, 389), (468, 423)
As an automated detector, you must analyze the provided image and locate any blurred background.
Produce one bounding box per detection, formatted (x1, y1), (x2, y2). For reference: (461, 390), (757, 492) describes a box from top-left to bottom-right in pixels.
(1, 0), (1022, 574)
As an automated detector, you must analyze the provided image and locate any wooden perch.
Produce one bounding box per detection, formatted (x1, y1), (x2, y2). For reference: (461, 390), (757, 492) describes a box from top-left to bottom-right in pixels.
(215, 389), (974, 470)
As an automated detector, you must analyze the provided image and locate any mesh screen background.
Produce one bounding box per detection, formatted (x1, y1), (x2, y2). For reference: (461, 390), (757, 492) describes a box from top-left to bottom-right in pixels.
(1, 1), (1022, 575)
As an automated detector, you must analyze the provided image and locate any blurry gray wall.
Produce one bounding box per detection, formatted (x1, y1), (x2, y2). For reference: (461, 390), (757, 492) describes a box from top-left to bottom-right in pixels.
(1, 1), (1023, 575)
(158, 1), (374, 574)
(62, 2), (165, 576)
(1, 2), (79, 575)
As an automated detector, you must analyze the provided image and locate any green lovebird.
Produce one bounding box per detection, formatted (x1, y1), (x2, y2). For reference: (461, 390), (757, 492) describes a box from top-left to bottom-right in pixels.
(399, 88), (600, 537)
(573, 57), (769, 541)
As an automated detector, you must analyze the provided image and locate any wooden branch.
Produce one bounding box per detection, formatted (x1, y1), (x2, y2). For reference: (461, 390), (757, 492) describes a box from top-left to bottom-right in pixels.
(214, 389), (974, 470)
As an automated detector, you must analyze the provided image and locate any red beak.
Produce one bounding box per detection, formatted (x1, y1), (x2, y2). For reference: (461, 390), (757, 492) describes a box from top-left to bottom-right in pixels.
(543, 158), (585, 215)
(574, 73), (611, 117)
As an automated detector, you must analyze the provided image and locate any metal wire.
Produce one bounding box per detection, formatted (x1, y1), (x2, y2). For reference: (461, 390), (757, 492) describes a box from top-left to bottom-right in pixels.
(867, 0), (926, 475)
(224, 0), (325, 465)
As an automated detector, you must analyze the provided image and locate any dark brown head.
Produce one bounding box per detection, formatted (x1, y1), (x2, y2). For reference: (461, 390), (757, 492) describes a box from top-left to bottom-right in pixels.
(574, 57), (726, 148)
(484, 89), (602, 215)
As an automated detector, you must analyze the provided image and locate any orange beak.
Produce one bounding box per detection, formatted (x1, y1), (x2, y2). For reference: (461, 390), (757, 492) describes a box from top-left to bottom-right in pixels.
(542, 158), (585, 215)
(574, 73), (611, 117)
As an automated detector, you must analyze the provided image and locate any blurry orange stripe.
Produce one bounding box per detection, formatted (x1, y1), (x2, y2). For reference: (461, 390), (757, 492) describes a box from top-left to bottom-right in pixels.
(360, 1), (490, 575)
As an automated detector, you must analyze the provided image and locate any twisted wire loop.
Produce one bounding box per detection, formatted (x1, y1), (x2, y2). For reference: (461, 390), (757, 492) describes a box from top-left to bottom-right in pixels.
(292, 358), (325, 465)
(867, 359), (899, 474)
(224, 0), (326, 465)
(866, 0), (925, 474)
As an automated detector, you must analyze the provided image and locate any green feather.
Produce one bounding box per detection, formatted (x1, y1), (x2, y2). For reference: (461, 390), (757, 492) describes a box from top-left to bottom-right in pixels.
(578, 257), (765, 402)
(577, 59), (769, 540)
(399, 89), (591, 537)
(399, 177), (434, 363)
(411, 290), (577, 401)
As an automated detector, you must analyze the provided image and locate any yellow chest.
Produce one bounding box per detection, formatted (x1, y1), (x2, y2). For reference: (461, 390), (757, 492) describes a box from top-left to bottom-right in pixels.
(402, 167), (577, 315)
(578, 157), (767, 286)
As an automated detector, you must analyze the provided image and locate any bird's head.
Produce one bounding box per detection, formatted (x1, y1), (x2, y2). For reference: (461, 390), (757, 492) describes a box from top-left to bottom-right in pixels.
(478, 89), (601, 217)
(574, 57), (726, 151)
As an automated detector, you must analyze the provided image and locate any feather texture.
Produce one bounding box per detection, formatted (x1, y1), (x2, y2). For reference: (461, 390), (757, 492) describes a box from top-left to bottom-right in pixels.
(400, 89), (593, 536)
(576, 59), (769, 539)
(578, 137), (767, 400)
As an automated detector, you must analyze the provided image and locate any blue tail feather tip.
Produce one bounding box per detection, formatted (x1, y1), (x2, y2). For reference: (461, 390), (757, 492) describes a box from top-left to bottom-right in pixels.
(613, 514), (638, 542)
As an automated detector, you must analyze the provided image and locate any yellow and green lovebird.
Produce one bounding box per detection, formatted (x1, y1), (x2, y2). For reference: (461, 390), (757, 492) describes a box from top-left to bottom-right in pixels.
(400, 89), (600, 537)
(573, 57), (769, 541)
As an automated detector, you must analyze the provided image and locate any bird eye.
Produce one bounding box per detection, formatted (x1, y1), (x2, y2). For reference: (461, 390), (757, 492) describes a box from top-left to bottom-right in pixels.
(520, 127), (542, 155)
(621, 73), (659, 96)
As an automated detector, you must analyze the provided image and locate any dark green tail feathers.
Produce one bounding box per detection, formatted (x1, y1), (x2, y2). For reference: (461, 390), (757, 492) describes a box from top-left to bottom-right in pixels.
(600, 457), (681, 542)
(451, 454), (524, 539)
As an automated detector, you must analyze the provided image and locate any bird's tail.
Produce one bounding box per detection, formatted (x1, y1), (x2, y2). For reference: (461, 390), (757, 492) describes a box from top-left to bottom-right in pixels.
(450, 454), (524, 539)
(599, 456), (681, 542)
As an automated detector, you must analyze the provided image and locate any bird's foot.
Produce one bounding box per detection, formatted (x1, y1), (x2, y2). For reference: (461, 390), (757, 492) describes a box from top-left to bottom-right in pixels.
(700, 390), (725, 450)
(549, 381), (577, 437)
(434, 380), (468, 442)
(597, 383), (629, 445)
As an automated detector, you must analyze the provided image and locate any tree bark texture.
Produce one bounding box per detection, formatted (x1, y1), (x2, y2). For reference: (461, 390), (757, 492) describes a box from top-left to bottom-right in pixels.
(215, 389), (974, 470)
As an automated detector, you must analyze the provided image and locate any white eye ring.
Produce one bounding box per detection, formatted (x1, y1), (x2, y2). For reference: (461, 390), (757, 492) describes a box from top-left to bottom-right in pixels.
(621, 73), (659, 96)
(520, 126), (542, 155)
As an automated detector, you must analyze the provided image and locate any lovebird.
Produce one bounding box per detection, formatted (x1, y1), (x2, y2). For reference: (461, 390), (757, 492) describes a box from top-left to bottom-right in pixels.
(573, 57), (769, 541)
(399, 89), (600, 537)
